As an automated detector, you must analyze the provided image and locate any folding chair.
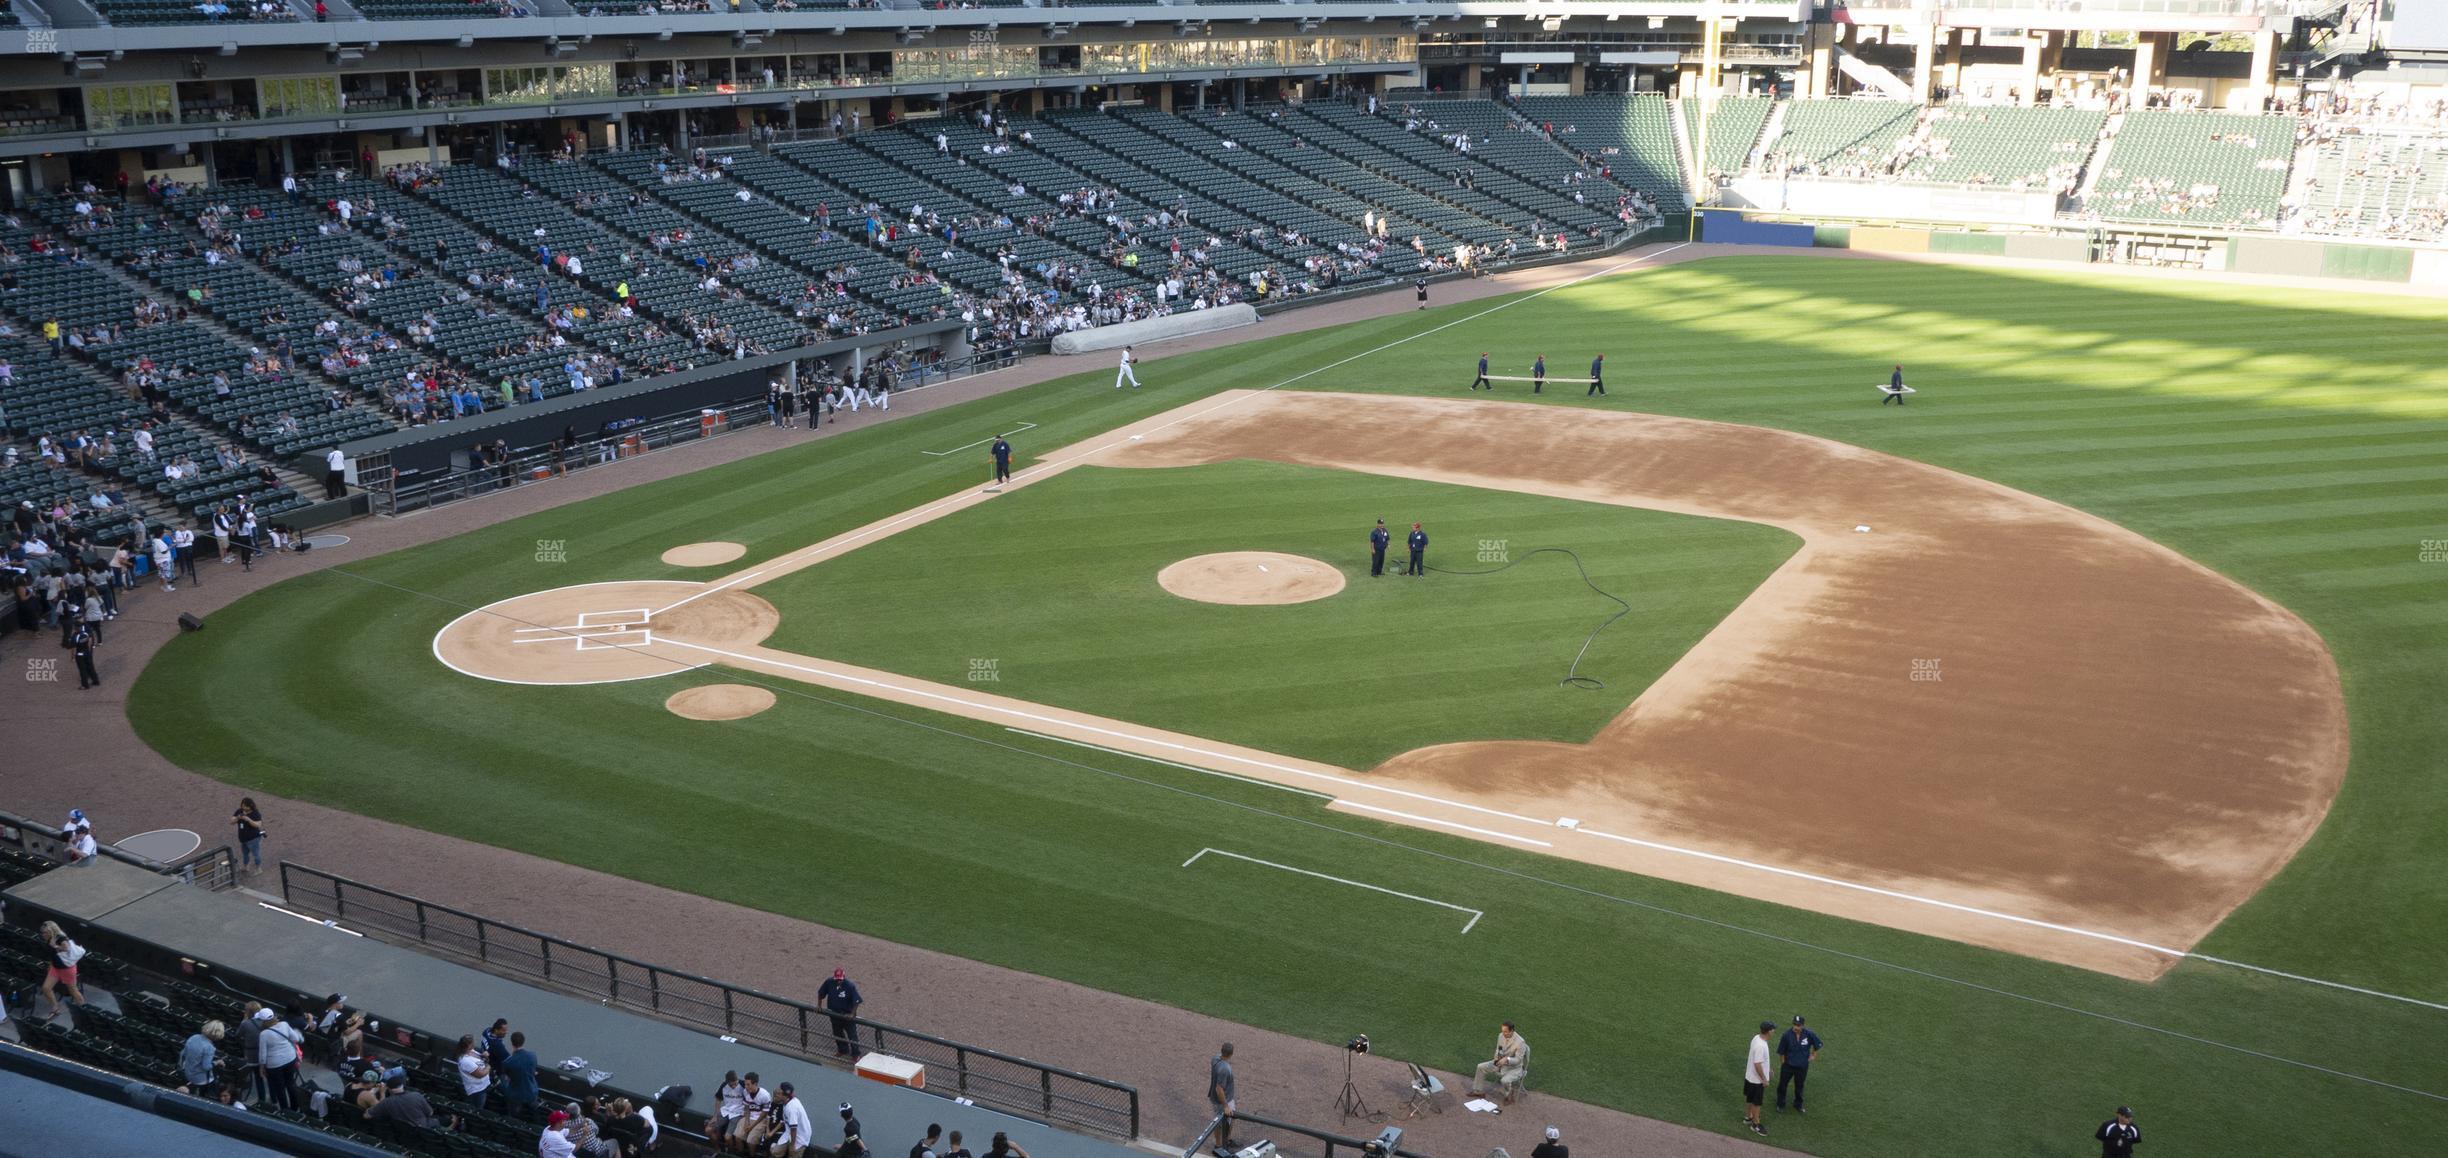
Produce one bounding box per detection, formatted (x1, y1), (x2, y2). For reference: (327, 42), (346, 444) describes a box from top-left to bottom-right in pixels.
(1400, 1063), (1445, 1119)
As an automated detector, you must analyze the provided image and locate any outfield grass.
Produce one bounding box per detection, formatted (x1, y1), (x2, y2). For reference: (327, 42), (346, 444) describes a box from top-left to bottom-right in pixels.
(130, 255), (2448, 1154)
(754, 459), (1798, 769)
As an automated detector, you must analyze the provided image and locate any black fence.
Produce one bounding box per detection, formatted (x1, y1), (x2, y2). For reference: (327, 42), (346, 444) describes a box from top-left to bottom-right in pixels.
(1183, 1109), (1435, 1158)
(277, 863), (1141, 1139)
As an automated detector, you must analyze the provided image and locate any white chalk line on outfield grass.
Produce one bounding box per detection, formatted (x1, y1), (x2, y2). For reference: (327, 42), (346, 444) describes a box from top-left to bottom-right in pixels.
(336, 564), (2448, 1102)
(646, 244), (1693, 618)
(1183, 848), (1483, 934)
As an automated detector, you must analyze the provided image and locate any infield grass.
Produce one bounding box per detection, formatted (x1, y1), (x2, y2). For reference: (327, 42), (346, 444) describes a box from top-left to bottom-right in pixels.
(754, 459), (1798, 769)
(131, 254), (2448, 1155)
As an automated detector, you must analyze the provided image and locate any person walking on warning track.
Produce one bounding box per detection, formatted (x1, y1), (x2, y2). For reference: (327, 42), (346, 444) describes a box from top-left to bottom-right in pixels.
(1587, 354), (1606, 397)
(1207, 1044), (1237, 1156)
(1406, 523), (1428, 576)
(1115, 346), (1141, 389)
(1774, 1015), (1823, 1115)
(1369, 519), (1391, 577)
(1470, 352), (1491, 391)
(1742, 1021), (1774, 1137)
(990, 436), (1012, 488)
(1531, 354), (1546, 394)
(1884, 365), (1908, 405)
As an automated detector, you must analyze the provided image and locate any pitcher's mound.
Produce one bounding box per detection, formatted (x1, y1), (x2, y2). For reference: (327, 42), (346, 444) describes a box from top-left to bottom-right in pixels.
(667, 683), (778, 721)
(663, 541), (747, 567)
(1158, 552), (1345, 606)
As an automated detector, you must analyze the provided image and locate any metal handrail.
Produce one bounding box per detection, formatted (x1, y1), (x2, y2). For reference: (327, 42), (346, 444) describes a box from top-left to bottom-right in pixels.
(276, 862), (1141, 1139)
(1182, 1108), (1434, 1158)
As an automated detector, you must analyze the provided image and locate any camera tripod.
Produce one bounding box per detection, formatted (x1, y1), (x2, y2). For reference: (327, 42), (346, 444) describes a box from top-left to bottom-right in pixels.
(1330, 1047), (1385, 1124)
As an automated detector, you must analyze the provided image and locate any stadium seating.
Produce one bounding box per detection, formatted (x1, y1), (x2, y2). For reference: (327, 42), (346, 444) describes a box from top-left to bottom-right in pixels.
(2086, 110), (2297, 230)
(1514, 94), (1690, 211)
(413, 162), (811, 354)
(353, 0), (524, 18)
(1760, 98), (1922, 176)
(2292, 131), (2448, 241)
(1036, 111), (1385, 284)
(1294, 102), (1623, 237)
(1678, 95), (1774, 179)
(93, 0), (295, 25)
(1891, 104), (2108, 190)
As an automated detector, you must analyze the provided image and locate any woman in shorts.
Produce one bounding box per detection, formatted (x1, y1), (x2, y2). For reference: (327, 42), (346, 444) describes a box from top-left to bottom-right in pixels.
(38, 921), (85, 1017)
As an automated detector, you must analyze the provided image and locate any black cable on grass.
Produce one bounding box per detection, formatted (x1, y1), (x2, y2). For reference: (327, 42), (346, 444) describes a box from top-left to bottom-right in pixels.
(1425, 547), (1627, 689)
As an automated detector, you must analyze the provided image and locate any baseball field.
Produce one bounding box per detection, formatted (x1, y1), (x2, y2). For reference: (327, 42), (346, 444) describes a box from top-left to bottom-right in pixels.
(130, 253), (2448, 1154)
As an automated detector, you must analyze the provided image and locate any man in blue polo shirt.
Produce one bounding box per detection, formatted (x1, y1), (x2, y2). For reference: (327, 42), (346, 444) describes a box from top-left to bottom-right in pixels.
(1406, 523), (1428, 577)
(1369, 519), (1391, 577)
(1774, 1015), (1824, 1115)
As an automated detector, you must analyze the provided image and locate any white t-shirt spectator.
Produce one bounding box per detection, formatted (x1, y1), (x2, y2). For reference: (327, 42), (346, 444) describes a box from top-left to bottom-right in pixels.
(1745, 1034), (1771, 1085)
(260, 1021), (303, 1069)
(66, 830), (98, 864)
(458, 1049), (491, 1096)
(537, 1123), (577, 1158)
(776, 1096), (813, 1147)
(741, 1085), (772, 1125)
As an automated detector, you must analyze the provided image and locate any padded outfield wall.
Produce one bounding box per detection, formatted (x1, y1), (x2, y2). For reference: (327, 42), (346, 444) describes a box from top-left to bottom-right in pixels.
(1697, 209), (2447, 283)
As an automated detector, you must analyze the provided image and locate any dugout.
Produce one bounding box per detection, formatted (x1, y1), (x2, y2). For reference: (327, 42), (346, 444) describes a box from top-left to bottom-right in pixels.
(339, 321), (960, 487)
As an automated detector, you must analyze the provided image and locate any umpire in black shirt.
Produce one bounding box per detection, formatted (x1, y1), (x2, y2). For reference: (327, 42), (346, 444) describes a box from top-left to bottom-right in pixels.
(1369, 519), (1390, 577)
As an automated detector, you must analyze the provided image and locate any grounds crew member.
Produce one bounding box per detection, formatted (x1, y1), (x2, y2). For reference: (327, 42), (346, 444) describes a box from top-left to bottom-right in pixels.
(1470, 352), (1491, 391)
(1587, 354), (1606, 397)
(990, 435), (1012, 487)
(2096, 1106), (2140, 1157)
(1884, 364), (1908, 405)
(1415, 275), (1429, 310)
(1406, 523), (1428, 576)
(1369, 519), (1390, 577)
(1774, 1015), (1823, 1114)
(1531, 354), (1546, 394)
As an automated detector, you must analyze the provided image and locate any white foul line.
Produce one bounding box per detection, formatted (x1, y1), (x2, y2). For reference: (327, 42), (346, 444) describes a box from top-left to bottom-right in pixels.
(1183, 848), (1483, 934)
(653, 636), (1558, 828)
(1004, 729), (1333, 801)
(648, 243), (1691, 618)
(922, 422), (1039, 457)
(1339, 801), (1554, 848)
